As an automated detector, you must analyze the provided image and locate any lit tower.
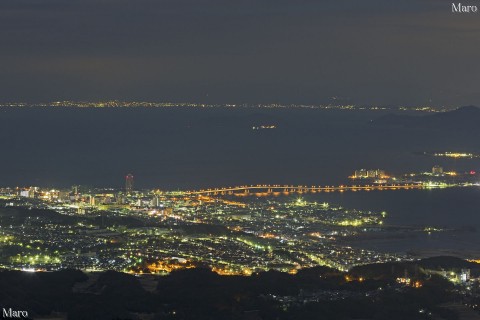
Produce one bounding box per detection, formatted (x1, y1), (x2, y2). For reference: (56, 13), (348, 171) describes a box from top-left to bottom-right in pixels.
(125, 174), (134, 194)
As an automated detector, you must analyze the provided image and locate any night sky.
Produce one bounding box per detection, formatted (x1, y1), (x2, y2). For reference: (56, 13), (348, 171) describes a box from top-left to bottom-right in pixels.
(1, 0), (479, 106)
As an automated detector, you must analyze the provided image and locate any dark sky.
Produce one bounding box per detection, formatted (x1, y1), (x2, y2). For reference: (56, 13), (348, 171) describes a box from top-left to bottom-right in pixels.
(1, 0), (479, 106)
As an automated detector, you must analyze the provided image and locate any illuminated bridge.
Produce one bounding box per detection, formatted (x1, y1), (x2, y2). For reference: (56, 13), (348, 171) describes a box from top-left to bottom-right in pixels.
(184, 183), (424, 196)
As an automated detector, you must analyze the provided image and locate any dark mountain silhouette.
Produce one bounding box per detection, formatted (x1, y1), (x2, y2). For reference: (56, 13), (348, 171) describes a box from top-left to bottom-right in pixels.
(372, 106), (480, 130)
(0, 256), (475, 320)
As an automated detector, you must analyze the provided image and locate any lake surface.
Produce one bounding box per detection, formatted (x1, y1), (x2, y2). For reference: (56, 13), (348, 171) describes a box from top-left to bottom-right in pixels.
(305, 187), (480, 257)
(1, 107), (479, 189)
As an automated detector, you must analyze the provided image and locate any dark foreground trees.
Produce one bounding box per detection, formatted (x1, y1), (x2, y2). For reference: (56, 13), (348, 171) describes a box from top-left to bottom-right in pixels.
(0, 258), (471, 320)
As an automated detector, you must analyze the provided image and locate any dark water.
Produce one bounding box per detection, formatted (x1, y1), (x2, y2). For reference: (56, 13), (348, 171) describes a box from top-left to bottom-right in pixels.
(306, 187), (480, 228)
(1, 107), (480, 189)
(305, 187), (480, 256)
(1, 107), (479, 256)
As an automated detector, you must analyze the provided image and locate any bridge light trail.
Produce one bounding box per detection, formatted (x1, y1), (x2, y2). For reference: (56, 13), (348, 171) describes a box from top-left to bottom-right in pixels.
(183, 183), (427, 196)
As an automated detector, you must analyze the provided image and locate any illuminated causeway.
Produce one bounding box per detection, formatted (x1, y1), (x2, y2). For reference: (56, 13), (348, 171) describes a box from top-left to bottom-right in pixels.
(185, 183), (424, 196)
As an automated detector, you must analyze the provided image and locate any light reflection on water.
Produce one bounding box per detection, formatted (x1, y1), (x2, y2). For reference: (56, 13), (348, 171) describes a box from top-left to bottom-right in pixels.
(302, 187), (480, 257)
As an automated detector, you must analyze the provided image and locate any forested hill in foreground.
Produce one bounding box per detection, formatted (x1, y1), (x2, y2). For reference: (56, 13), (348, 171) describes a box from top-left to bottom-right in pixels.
(1, 256), (479, 320)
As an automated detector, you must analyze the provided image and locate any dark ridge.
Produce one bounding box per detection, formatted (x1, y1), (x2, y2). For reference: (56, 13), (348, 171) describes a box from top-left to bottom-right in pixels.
(0, 257), (476, 319)
(417, 256), (479, 269)
(349, 256), (480, 279)
(372, 105), (480, 130)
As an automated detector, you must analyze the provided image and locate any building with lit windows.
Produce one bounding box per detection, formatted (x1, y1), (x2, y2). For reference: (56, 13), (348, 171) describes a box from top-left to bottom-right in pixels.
(125, 174), (134, 194)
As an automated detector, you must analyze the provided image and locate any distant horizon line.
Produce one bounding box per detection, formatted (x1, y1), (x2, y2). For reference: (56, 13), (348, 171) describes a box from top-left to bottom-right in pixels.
(0, 100), (456, 111)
